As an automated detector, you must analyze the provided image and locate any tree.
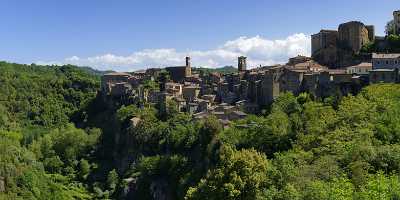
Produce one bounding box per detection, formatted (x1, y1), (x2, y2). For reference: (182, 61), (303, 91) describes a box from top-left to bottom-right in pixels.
(79, 159), (91, 180)
(185, 146), (269, 200)
(386, 20), (395, 36)
(107, 169), (119, 192)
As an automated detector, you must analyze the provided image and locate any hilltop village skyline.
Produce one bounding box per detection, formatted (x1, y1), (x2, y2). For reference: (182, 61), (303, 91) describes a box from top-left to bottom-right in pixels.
(2, 1), (398, 71)
(100, 10), (400, 125)
(90, 11), (398, 72)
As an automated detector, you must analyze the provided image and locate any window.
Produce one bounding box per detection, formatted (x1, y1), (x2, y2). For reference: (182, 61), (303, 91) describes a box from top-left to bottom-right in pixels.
(386, 61), (389, 65)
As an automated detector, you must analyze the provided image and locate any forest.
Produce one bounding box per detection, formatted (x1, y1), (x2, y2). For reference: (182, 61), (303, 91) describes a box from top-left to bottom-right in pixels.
(1, 61), (400, 199)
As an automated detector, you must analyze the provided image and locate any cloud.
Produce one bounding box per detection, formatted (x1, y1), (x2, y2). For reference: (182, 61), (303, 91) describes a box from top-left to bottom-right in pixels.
(35, 33), (311, 71)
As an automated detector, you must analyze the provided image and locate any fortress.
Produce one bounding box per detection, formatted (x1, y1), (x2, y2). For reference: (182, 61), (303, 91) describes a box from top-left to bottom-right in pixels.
(312, 21), (374, 68)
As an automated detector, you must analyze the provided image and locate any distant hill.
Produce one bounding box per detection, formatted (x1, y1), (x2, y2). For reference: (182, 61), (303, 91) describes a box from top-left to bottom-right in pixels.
(78, 66), (114, 76)
(194, 65), (237, 74)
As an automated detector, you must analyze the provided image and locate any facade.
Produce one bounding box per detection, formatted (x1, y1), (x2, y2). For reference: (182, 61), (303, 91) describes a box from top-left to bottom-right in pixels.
(280, 69), (305, 95)
(311, 30), (338, 55)
(394, 10), (400, 35)
(369, 69), (398, 84)
(101, 72), (133, 96)
(346, 62), (372, 75)
(372, 53), (400, 69)
(183, 85), (200, 102)
(165, 82), (183, 97)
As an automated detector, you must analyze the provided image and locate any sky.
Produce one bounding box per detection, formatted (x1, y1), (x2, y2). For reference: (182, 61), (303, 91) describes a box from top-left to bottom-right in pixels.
(0, 0), (398, 71)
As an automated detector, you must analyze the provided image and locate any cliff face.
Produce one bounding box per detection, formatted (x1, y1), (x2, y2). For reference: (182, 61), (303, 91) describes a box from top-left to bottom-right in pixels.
(85, 94), (173, 199)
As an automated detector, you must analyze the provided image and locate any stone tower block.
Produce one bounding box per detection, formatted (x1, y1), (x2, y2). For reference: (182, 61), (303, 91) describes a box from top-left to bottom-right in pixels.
(394, 10), (400, 35)
(338, 21), (371, 54)
(185, 56), (192, 77)
(238, 56), (247, 71)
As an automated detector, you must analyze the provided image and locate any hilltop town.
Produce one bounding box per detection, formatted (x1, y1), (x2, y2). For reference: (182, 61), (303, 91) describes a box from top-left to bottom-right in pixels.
(4, 3), (400, 199)
(101, 10), (400, 126)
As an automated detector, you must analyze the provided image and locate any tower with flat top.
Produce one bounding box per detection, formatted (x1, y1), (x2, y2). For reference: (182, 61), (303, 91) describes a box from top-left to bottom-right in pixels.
(394, 10), (400, 35)
(238, 56), (247, 72)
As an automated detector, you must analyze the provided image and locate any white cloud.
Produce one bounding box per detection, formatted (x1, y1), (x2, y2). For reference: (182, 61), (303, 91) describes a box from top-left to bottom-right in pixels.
(35, 33), (311, 71)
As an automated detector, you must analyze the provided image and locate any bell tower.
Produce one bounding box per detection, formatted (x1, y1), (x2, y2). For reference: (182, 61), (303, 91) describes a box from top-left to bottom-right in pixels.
(185, 56), (192, 77)
(238, 56), (247, 72)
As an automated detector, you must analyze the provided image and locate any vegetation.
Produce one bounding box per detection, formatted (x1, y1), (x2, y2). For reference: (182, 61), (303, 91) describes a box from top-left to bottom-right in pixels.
(194, 66), (238, 75)
(0, 62), (100, 199)
(2, 61), (400, 199)
(385, 20), (395, 36)
(361, 34), (400, 53)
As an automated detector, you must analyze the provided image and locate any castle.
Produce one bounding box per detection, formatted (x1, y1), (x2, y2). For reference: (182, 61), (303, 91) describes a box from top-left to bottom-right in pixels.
(312, 21), (374, 68)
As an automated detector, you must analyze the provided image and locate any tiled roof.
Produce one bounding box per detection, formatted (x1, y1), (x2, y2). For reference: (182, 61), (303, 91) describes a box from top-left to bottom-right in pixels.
(372, 53), (400, 59)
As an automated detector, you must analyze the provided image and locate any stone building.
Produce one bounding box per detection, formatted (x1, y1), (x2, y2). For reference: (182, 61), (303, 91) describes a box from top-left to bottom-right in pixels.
(372, 53), (400, 69)
(312, 21), (374, 68)
(280, 69), (305, 95)
(165, 82), (183, 97)
(338, 21), (373, 54)
(166, 57), (192, 83)
(311, 30), (339, 67)
(101, 72), (131, 92)
(346, 62), (372, 75)
(394, 10), (400, 35)
(312, 30), (338, 55)
(288, 55), (312, 66)
(238, 56), (247, 72)
(183, 85), (200, 102)
(259, 67), (282, 106)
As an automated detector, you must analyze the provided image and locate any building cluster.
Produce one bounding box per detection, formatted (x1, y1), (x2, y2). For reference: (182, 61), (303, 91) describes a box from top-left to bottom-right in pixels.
(101, 10), (400, 126)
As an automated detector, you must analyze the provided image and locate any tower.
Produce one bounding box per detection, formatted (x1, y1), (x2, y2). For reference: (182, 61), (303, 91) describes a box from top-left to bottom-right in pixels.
(238, 56), (247, 72)
(185, 56), (192, 77)
(186, 56), (191, 68)
(394, 10), (400, 35)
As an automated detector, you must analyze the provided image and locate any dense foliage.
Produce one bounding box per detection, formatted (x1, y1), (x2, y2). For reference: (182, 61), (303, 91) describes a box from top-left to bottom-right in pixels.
(0, 62), (100, 199)
(361, 34), (400, 53)
(2, 61), (400, 199)
(106, 84), (400, 199)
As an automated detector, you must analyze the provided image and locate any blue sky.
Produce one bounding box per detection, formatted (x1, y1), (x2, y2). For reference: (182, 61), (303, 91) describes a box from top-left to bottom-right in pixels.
(0, 0), (398, 71)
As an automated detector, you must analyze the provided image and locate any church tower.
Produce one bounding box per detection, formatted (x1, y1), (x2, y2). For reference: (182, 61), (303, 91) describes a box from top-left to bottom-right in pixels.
(238, 56), (247, 72)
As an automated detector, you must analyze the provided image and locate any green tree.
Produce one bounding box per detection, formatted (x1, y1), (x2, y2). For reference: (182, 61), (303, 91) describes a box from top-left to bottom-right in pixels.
(185, 146), (269, 200)
(107, 169), (119, 192)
